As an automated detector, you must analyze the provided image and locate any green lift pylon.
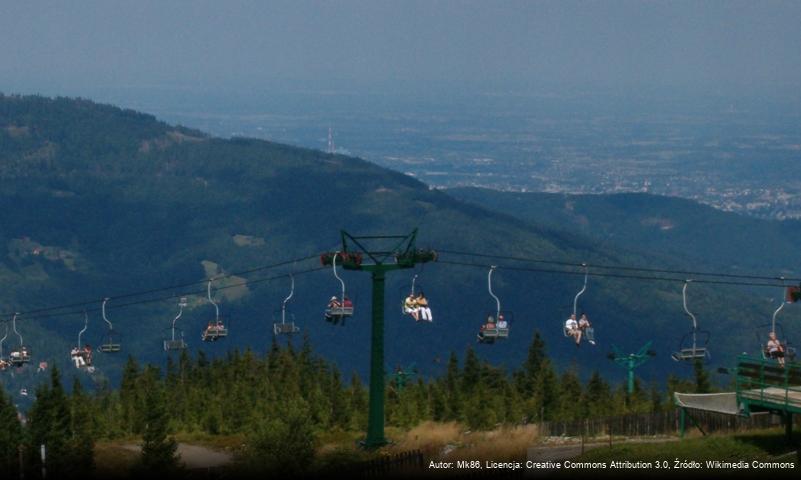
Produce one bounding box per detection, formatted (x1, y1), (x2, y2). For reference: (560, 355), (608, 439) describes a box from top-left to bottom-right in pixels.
(607, 341), (656, 394)
(321, 229), (436, 448)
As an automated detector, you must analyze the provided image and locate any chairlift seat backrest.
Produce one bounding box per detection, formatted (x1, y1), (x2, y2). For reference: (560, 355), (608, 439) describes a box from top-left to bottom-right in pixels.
(99, 343), (121, 353)
(164, 339), (187, 351)
(671, 347), (708, 362)
(274, 323), (300, 335)
(327, 306), (354, 317)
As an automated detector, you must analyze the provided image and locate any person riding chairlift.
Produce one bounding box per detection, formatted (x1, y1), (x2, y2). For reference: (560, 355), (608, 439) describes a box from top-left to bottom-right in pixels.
(83, 344), (93, 366)
(205, 320), (222, 336)
(71, 347), (86, 368)
(565, 314), (581, 347)
(578, 313), (595, 345)
(326, 296), (347, 325)
(477, 315), (496, 343)
(404, 294), (419, 321)
(496, 313), (507, 330)
(766, 331), (786, 367)
(416, 292), (432, 322)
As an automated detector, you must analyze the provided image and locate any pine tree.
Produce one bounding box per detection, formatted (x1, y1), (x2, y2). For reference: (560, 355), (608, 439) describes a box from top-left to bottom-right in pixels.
(533, 359), (559, 421)
(649, 383), (664, 413)
(429, 383), (447, 422)
(70, 378), (95, 476)
(557, 368), (583, 421)
(461, 346), (481, 395)
(119, 355), (141, 434)
(348, 373), (368, 430)
(0, 383), (22, 478)
(328, 369), (349, 429)
(26, 366), (73, 478)
(247, 400), (316, 476)
(444, 351), (461, 420)
(582, 370), (612, 418)
(520, 331), (546, 396)
(137, 380), (179, 473)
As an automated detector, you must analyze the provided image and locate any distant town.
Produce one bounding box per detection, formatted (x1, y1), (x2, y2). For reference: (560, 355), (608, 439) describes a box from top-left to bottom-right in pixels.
(129, 91), (801, 221)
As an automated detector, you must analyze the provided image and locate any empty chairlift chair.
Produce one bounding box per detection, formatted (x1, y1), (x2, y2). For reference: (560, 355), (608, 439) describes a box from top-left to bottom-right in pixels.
(274, 273), (300, 335)
(164, 297), (189, 351)
(98, 298), (121, 353)
(671, 281), (710, 362)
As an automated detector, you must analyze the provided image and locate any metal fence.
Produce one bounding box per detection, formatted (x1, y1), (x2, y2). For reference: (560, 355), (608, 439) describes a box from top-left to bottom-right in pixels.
(340, 449), (425, 478)
(539, 409), (798, 438)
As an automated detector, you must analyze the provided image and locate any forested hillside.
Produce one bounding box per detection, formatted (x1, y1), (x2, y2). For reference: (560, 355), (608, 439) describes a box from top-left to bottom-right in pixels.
(448, 187), (801, 273)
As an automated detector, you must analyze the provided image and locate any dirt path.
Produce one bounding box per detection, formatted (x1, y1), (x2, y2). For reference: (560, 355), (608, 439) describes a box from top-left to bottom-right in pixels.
(121, 443), (234, 469)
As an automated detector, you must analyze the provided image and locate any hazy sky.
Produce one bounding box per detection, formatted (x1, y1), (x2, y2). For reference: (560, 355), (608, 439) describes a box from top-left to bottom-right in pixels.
(2, 1), (800, 97)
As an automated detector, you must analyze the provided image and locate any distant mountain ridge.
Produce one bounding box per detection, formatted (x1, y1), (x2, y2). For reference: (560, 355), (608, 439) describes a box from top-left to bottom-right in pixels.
(448, 187), (801, 274)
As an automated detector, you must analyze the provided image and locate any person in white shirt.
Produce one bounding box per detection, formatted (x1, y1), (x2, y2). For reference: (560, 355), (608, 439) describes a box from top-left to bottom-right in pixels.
(403, 294), (419, 321)
(767, 331), (785, 367)
(565, 314), (581, 346)
(71, 347), (85, 368)
(496, 313), (508, 330)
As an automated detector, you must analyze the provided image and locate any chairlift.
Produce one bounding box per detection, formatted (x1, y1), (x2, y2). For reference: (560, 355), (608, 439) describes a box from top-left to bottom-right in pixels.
(70, 311), (93, 368)
(563, 264), (596, 345)
(478, 266), (510, 344)
(671, 281), (711, 362)
(164, 297), (188, 351)
(757, 289), (797, 362)
(98, 298), (121, 353)
(0, 322), (9, 371)
(401, 274), (434, 322)
(325, 252), (354, 325)
(202, 279), (228, 342)
(274, 273), (300, 335)
(9, 313), (31, 366)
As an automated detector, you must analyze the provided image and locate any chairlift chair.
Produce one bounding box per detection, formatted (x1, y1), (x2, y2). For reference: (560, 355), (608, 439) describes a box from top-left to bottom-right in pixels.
(755, 322), (796, 362)
(325, 252), (354, 323)
(202, 280), (228, 342)
(478, 266), (510, 344)
(756, 294), (797, 362)
(98, 298), (121, 353)
(274, 273), (300, 335)
(8, 314), (31, 366)
(563, 264), (596, 345)
(671, 330), (712, 362)
(671, 281), (710, 362)
(400, 274), (434, 322)
(70, 312), (93, 368)
(0, 322), (9, 371)
(164, 298), (188, 351)
(480, 311), (514, 343)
